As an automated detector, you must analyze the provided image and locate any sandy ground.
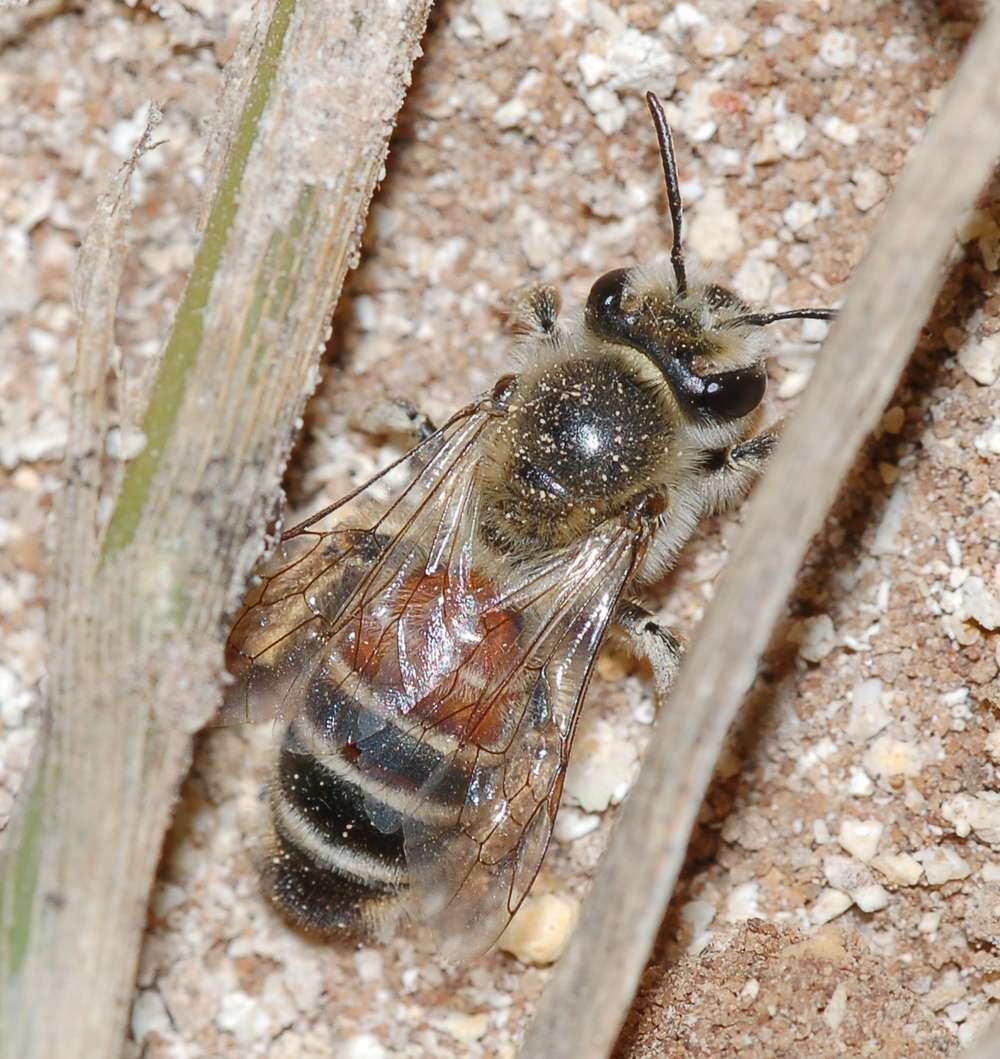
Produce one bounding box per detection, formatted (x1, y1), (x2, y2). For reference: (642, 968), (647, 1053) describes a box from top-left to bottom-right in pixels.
(2, 1), (998, 1056)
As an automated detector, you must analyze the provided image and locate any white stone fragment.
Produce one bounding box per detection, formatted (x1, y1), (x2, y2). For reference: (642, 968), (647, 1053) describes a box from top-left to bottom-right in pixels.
(773, 116), (808, 156)
(494, 97), (528, 129)
(554, 806), (601, 842)
(131, 989), (172, 1043)
(918, 911), (942, 934)
(724, 881), (760, 922)
(985, 729), (1000, 765)
(353, 948), (383, 984)
(838, 818), (883, 862)
(847, 678), (890, 741)
(823, 982), (849, 1031)
(563, 717), (639, 812)
(819, 29), (858, 68)
(941, 792), (1000, 846)
(847, 766), (875, 797)
(687, 186), (743, 262)
(871, 852), (923, 886)
(733, 255), (776, 303)
(865, 737), (922, 779)
(915, 846), (973, 885)
(821, 116), (859, 146)
(777, 369), (811, 400)
(788, 613), (837, 662)
(801, 317), (830, 343)
(957, 332), (1000, 386)
(693, 21), (746, 58)
(810, 888), (853, 924)
(216, 990), (273, 1046)
(854, 883), (891, 912)
(783, 200), (819, 233)
(851, 166), (890, 212)
(470, 0), (512, 43)
(872, 481), (908, 555)
(740, 978), (760, 1004)
(342, 1034), (387, 1059)
(681, 899), (717, 954)
(959, 577), (1000, 630)
(823, 854), (869, 894)
(498, 893), (579, 965)
(430, 1012), (490, 1044)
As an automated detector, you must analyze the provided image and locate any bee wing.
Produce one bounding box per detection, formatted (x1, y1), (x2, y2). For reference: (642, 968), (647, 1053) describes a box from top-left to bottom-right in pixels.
(221, 400), (493, 726)
(397, 512), (647, 962)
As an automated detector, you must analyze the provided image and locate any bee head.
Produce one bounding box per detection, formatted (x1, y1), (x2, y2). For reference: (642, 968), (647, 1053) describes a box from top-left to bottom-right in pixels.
(585, 93), (836, 424)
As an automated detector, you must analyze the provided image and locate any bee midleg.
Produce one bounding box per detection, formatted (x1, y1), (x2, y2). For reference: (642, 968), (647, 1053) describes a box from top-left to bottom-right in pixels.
(509, 283), (563, 339)
(613, 602), (685, 701)
(695, 429), (778, 515)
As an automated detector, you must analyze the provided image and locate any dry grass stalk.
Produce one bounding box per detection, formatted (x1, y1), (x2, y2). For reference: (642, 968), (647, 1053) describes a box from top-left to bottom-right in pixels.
(0, 2), (432, 1056)
(520, 9), (1000, 1058)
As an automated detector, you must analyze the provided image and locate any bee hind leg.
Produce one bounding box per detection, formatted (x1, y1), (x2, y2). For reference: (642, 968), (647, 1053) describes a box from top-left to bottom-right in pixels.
(613, 602), (684, 701)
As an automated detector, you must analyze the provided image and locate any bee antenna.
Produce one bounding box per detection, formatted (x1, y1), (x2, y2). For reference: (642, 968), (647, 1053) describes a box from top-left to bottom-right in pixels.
(645, 91), (687, 298)
(722, 307), (838, 329)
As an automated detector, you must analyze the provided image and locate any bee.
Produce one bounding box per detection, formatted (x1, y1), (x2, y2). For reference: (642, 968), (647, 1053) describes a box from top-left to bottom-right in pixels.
(223, 93), (835, 962)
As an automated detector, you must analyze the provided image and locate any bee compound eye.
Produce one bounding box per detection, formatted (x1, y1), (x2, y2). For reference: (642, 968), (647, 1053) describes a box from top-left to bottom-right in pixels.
(585, 268), (635, 332)
(699, 366), (767, 420)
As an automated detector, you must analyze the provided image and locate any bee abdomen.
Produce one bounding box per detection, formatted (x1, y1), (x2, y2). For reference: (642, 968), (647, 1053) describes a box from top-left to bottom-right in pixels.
(264, 740), (408, 936)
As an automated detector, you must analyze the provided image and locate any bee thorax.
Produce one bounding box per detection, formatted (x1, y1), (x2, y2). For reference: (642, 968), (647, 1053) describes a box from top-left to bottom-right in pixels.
(481, 357), (672, 552)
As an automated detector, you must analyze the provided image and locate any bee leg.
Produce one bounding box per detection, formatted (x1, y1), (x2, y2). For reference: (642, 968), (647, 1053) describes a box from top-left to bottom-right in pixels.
(696, 429), (778, 515)
(509, 284), (563, 340)
(614, 602), (684, 701)
(356, 399), (438, 444)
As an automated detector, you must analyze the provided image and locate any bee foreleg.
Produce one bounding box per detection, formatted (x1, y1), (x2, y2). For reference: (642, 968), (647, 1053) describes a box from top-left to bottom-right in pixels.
(356, 399), (438, 444)
(696, 429), (778, 515)
(614, 602), (684, 702)
(509, 284), (563, 340)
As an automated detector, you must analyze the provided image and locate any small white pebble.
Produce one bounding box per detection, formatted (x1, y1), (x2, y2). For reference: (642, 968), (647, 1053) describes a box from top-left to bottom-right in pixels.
(916, 846), (972, 885)
(865, 737), (922, 779)
(810, 888), (853, 925)
(562, 717), (639, 812)
(553, 806), (601, 843)
(819, 29), (858, 68)
(854, 883), (891, 912)
(789, 613), (836, 662)
(838, 818), (883, 863)
(852, 166), (890, 212)
(801, 317), (830, 343)
(823, 983), (849, 1031)
(498, 893), (579, 965)
(941, 792), (1000, 846)
(693, 22), (746, 58)
(957, 332), (1000, 386)
(871, 852), (923, 886)
(919, 911), (942, 933)
(688, 186), (743, 261)
(783, 200), (819, 233)
(847, 767), (875, 797)
(724, 881), (760, 922)
(821, 115), (859, 147)
(353, 948), (383, 984)
(131, 989), (172, 1042)
(342, 1034), (387, 1059)
(946, 536), (963, 566)
(430, 1012), (490, 1044)
(740, 978), (760, 1004)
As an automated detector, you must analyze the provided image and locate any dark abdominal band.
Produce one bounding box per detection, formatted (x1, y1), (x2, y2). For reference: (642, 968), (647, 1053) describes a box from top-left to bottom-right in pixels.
(263, 679), (465, 937)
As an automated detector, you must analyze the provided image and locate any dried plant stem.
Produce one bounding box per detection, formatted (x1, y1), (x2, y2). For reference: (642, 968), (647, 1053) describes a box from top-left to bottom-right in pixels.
(520, 10), (1000, 1059)
(0, 3), (431, 1057)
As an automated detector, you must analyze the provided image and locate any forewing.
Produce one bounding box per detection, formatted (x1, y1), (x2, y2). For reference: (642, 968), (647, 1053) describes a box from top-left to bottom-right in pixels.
(398, 513), (647, 962)
(222, 403), (492, 726)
